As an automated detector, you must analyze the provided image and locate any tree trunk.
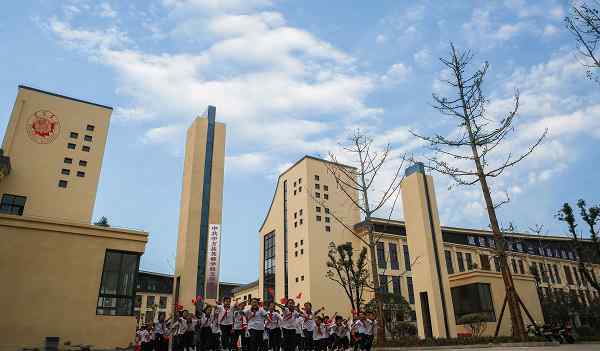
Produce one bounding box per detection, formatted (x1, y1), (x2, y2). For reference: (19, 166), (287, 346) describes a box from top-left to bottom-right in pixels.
(367, 225), (386, 343)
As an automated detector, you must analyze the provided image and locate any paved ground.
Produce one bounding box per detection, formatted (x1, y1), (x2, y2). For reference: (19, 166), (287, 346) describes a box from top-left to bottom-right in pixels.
(438, 345), (599, 351)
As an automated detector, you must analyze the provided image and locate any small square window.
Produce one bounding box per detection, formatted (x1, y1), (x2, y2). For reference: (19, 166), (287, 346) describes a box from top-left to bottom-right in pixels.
(300, 240), (303, 245)
(299, 219), (303, 225)
(294, 222), (297, 228)
(294, 212), (297, 219)
(301, 275), (304, 281)
(324, 185), (329, 191)
(325, 208), (330, 214)
(64, 157), (73, 164)
(298, 178), (302, 184)
(316, 216), (322, 222)
(77, 171), (85, 177)
(294, 190), (297, 196)
(300, 249), (304, 255)
(67, 143), (76, 150)
(315, 192), (321, 198)
(70, 132), (79, 139)
(325, 226), (331, 232)
(295, 242), (298, 248)
(324, 194), (329, 200)
(87, 124), (95, 131)
(82, 145), (91, 152)
(295, 277), (299, 282)
(315, 175), (319, 181)
(61, 169), (70, 176)
(79, 160), (87, 167)
(84, 135), (93, 142)
(315, 184), (320, 189)
(295, 252), (298, 257)
(299, 209), (303, 216)
(58, 180), (68, 188)
(298, 186), (302, 192)
(325, 217), (330, 223)
(294, 182), (296, 187)
(316, 206), (321, 212)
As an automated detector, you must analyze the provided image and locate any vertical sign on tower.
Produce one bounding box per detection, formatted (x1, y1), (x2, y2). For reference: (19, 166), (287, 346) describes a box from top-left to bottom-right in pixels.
(206, 224), (221, 299)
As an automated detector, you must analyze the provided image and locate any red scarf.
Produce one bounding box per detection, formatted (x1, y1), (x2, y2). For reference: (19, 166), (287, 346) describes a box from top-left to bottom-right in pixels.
(220, 306), (230, 323)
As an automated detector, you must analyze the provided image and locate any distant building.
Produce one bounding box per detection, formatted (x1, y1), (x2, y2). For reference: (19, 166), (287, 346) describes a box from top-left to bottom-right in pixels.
(0, 86), (148, 349)
(231, 280), (260, 304)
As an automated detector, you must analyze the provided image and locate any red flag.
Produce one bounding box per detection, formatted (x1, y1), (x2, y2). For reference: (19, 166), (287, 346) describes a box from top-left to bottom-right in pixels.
(296, 292), (303, 299)
(197, 295), (204, 301)
(192, 298), (197, 305)
(280, 297), (288, 305)
(268, 288), (275, 296)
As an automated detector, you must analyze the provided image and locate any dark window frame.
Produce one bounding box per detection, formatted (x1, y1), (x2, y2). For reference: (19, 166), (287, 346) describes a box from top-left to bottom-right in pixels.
(96, 249), (140, 316)
(0, 194), (27, 216)
(389, 243), (400, 270)
(263, 231), (276, 302)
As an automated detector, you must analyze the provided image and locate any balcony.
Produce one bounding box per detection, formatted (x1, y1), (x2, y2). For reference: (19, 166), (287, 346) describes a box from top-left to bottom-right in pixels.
(0, 149), (10, 182)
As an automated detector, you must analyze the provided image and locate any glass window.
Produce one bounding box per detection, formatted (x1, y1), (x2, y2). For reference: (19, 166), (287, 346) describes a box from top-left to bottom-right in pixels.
(324, 194), (329, 200)
(518, 260), (525, 274)
(445, 250), (454, 274)
(554, 265), (562, 284)
(316, 206), (321, 212)
(465, 253), (473, 270)
(64, 157), (73, 164)
(87, 124), (95, 131)
(325, 208), (330, 214)
(61, 169), (70, 175)
(97, 250), (140, 316)
(403, 245), (411, 271)
(407, 277), (415, 304)
(324, 185), (328, 191)
(67, 143), (76, 149)
(493, 256), (501, 272)
(145, 310), (155, 324)
(135, 295), (142, 308)
(315, 184), (320, 189)
(58, 180), (68, 188)
(452, 283), (496, 323)
(539, 262), (548, 282)
(82, 145), (91, 152)
(84, 135), (93, 142)
(479, 237), (486, 247)
(147, 295), (155, 307)
(314, 175), (319, 181)
(325, 226), (331, 232)
(0, 194), (27, 216)
(159, 296), (167, 309)
(316, 216), (321, 222)
(457, 252), (465, 272)
(315, 192), (320, 198)
(511, 259), (518, 274)
(392, 276), (401, 295)
(325, 217), (330, 223)
(467, 236), (476, 245)
(77, 171), (85, 177)
(389, 243), (399, 270)
(379, 275), (388, 293)
(480, 254), (491, 271)
(70, 132), (79, 139)
(263, 231), (276, 301)
(79, 160), (87, 167)
(298, 186), (302, 192)
(548, 264), (556, 284)
(376, 242), (386, 269)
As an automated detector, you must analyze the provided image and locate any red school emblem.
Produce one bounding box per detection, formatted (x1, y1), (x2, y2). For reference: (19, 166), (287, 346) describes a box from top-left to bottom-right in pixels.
(26, 110), (60, 144)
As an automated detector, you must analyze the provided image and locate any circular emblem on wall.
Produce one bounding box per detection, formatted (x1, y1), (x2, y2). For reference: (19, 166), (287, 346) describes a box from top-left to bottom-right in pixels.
(26, 110), (61, 144)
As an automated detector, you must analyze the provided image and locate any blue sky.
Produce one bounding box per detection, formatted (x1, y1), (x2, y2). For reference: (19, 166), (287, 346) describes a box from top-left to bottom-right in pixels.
(2, 0), (600, 284)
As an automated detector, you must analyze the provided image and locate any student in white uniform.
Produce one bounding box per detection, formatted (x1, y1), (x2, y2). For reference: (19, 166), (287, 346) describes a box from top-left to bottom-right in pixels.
(295, 314), (304, 351)
(275, 299), (299, 351)
(244, 298), (268, 351)
(233, 301), (248, 351)
(215, 297), (236, 351)
(265, 302), (283, 351)
(301, 302), (324, 351)
(331, 316), (350, 351)
(312, 316), (329, 351)
(196, 306), (213, 351)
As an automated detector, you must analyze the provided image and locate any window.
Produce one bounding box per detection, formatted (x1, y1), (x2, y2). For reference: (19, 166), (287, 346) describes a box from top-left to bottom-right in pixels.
(301, 275), (304, 281)
(294, 212), (297, 219)
(135, 295), (142, 308)
(299, 209), (303, 216)
(295, 252), (298, 257)
(479, 237), (486, 247)
(61, 169), (70, 175)
(84, 135), (93, 142)
(300, 240), (303, 245)
(548, 264), (556, 284)
(467, 236), (476, 245)
(376, 242), (386, 269)
(316, 216), (322, 222)
(324, 185), (328, 191)
(457, 252), (465, 272)
(314, 175), (319, 181)
(0, 194), (27, 216)
(511, 259), (518, 274)
(298, 186), (302, 192)
(489, 238), (496, 249)
(70, 132), (79, 139)
(263, 231), (276, 301)
(466, 253), (473, 270)
(516, 243), (523, 252)
(554, 265), (562, 284)
(145, 310), (155, 323)
(518, 260), (525, 275)
(300, 249), (304, 255)
(325, 208), (330, 214)
(480, 254), (491, 271)
(96, 250), (140, 316)
(325, 226), (331, 232)
(445, 250), (454, 274)
(315, 192), (320, 198)
(451, 283), (496, 323)
(392, 276), (401, 295)
(294, 181), (296, 187)
(298, 178), (302, 184)
(539, 262), (548, 282)
(67, 143), (76, 149)
(389, 243), (399, 270)
(159, 296), (167, 309)
(295, 277), (299, 282)
(82, 145), (91, 152)
(79, 160), (87, 167)
(58, 180), (68, 188)
(147, 296), (155, 307)
(295, 242), (298, 248)
(403, 245), (411, 271)
(379, 275), (388, 293)
(407, 277), (415, 304)
(573, 267), (581, 285)
(87, 124), (95, 131)
(324, 194), (329, 200)
(493, 256), (501, 272)
(294, 222), (297, 228)
(64, 157), (73, 164)
(315, 184), (320, 189)
(299, 219), (303, 225)
(316, 206), (321, 213)
(77, 171), (85, 177)
(325, 217), (330, 223)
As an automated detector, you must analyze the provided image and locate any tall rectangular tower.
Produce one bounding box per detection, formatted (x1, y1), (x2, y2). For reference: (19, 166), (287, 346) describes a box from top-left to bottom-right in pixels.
(175, 106), (226, 311)
(0, 85), (111, 223)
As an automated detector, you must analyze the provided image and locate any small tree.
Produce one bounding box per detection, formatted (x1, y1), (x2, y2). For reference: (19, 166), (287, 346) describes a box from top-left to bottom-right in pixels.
(326, 241), (369, 313)
(94, 216), (110, 227)
(557, 201), (600, 293)
(410, 43), (547, 339)
(458, 313), (488, 337)
(565, 1), (600, 84)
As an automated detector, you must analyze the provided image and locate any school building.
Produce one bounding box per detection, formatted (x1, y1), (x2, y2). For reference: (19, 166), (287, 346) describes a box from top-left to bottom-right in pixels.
(0, 86), (149, 350)
(252, 155), (600, 338)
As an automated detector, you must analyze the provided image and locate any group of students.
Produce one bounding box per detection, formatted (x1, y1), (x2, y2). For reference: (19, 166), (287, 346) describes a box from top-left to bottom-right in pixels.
(135, 297), (377, 351)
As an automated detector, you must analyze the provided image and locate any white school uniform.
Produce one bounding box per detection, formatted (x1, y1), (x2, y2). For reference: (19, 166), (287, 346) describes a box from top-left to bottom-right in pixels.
(312, 324), (329, 340)
(265, 311), (282, 330)
(352, 320), (368, 334)
(233, 310), (246, 330)
(295, 316), (304, 335)
(302, 312), (316, 332)
(215, 304), (235, 325)
(280, 308), (299, 330)
(244, 307), (268, 330)
(364, 319), (377, 336)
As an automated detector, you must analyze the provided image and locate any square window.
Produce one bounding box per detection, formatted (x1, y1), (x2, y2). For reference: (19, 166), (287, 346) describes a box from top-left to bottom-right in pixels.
(84, 135), (93, 142)
(70, 132), (79, 139)
(315, 175), (319, 181)
(82, 145), (91, 152)
(325, 208), (330, 214)
(301, 249), (304, 255)
(316, 206), (321, 212)
(61, 169), (70, 176)
(316, 216), (322, 221)
(299, 219), (303, 225)
(58, 180), (68, 188)
(294, 212), (297, 219)
(296, 277), (299, 282)
(325, 226), (331, 232)
(79, 160), (87, 167)
(295, 252), (298, 257)
(294, 222), (297, 228)
(0, 194), (27, 216)
(64, 157), (73, 164)
(325, 217), (330, 223)
(324, 185), (329, 191)
(300, 240), (303, 245)
(315, 192), (321, 198)
(299, 209), (303, 216)
(295, 242), (298, 248)
(67, 143), (76, 150)
(298, 186), (302, 192)
(315, 184), (320, 189)
(324, 194), (329, 200)
(294, 190), (297, 196)
(298, 178), (302, 184)
(87, 124), (95, 131)
(301, 275), (304, 281)
(294, 182), (296, 187)
(77, 171), (85, 177)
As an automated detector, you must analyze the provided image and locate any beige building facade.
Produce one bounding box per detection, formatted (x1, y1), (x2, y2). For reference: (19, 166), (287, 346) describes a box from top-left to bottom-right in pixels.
(0, 86), (148, 350)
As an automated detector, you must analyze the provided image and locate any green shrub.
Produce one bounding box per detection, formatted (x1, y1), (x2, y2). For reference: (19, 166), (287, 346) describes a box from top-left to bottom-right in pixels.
(576, 325), (598, 337)
(376, 336), (545, 347)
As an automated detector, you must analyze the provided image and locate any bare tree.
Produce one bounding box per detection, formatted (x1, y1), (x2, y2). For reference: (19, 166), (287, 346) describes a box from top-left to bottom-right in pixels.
(312, 129), (407, 342)
(410, 43), (547, 339)
(557, 201), (600, 293)
(565, 1), (600, 83)
(326, 241), (369, 313)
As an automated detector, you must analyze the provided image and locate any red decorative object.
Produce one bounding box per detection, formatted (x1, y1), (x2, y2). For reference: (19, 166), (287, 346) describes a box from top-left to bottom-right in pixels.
(26, 110), (60, 144)
(296, 292), (303, 299)
(280, 298), (288, 305)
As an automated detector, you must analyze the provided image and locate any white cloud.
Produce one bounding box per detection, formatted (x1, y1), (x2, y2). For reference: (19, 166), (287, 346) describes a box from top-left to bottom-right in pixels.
(462, 9), (525, 47)
(113, 106), (155, 121)
(380, 63), (412, 85)
(98, 2), (117, 18)
(142, 125), (185, 144)
(542, 24), (559, 37)
(226, 152), (272, 173)
(375, 34), (387, 44)
(163, 0), (274, 13)
(413, 48), (432, 66)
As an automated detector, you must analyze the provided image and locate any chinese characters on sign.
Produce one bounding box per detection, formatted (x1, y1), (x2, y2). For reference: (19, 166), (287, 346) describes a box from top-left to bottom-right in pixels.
(205, 224), (221, 299)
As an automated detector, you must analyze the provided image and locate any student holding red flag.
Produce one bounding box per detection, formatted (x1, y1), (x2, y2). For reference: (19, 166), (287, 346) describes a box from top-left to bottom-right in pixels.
(243, 298), (268, 351)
